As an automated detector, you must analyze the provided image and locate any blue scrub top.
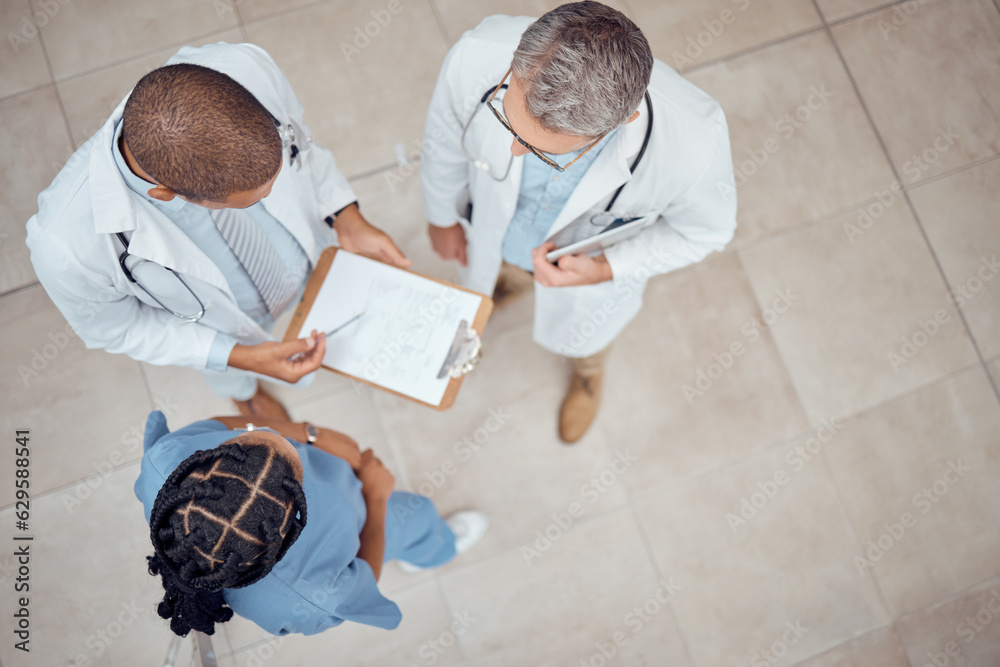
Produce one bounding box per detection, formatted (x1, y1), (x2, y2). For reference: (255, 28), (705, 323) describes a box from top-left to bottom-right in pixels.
(134, 411), (402, 634)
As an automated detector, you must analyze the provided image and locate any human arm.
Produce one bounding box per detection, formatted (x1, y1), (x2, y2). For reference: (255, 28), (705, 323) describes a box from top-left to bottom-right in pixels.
(226, 330), (326, 383)
(355, 450), (395, 581)
(602, 114), (737, 283)
(209, 416), (362, 469)
(330, 203), (411, 268)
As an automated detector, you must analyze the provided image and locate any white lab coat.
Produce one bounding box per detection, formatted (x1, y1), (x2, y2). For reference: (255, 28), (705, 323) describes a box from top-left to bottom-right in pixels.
(26, 43), (356, 371)
(421, 16), (737, 357)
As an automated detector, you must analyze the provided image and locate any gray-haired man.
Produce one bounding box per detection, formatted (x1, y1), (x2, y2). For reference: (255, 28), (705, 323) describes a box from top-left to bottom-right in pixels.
(422, 1), (737, 443)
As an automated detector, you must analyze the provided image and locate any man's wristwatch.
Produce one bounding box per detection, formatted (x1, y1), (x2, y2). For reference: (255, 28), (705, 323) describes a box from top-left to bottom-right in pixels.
(304, 422), (319, 444)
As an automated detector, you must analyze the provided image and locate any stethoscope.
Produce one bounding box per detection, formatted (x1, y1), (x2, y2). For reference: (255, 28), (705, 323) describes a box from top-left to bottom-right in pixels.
(460, 85), (654, 219)
(111, 112), (307, 322)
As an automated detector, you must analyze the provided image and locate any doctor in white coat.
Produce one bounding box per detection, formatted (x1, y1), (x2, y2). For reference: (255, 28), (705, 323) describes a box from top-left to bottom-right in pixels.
(27, 42), (409, 419)
(421, 2), (737, 442)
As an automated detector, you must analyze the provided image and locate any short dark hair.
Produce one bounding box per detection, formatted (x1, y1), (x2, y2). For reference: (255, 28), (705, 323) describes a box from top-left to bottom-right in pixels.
(122, 64), (282, 203)
(147, 438), (307, 636)
(512, 1), (653, 137)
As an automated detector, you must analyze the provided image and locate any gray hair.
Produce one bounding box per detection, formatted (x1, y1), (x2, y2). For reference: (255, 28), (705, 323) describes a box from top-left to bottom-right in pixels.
(511, 1), (653, 138)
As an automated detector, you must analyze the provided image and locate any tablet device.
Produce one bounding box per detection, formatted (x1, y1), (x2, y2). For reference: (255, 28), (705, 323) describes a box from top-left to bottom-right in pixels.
(545, 214), (653, 262)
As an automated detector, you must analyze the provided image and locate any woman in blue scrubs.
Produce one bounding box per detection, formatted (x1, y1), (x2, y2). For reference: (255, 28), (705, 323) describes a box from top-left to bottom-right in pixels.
(134, 410), (487, 636)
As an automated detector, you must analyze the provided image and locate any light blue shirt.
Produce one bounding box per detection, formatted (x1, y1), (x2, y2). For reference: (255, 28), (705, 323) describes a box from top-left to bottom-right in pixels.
(112, 123), (308, 371)
(501, 129), (618, 271)
(134, 412), (402, 633)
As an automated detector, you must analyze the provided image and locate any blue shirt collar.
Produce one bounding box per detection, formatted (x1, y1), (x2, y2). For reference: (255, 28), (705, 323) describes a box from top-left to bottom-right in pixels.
(112, 120), (187, 213)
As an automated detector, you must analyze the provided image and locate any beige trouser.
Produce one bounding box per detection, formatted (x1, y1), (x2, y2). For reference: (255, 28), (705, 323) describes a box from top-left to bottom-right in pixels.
(498, 261), (610, 378)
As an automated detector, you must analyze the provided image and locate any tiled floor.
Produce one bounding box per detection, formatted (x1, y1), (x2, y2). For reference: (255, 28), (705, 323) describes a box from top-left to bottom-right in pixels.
(1, 0), (998, 665)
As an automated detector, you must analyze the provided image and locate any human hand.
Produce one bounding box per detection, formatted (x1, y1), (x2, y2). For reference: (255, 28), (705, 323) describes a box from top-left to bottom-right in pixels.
(357, 449), (395, 503)
(427, 222), (468, 266)
(531, 243), (613, 287)
(228, 330), (326, 383)
(333, 204), (412, 269)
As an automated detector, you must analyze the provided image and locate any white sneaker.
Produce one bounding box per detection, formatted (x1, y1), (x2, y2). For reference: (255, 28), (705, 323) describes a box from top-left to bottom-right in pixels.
(398, 511), (489, 573)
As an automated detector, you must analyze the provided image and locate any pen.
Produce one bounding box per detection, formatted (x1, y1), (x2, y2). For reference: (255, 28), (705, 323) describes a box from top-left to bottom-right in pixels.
(324, 311), (365, 337)
(290, 311), (365, 362)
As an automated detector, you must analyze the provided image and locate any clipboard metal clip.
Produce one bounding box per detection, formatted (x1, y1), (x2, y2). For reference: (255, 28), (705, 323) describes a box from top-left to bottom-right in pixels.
(437, 319), (482, 379)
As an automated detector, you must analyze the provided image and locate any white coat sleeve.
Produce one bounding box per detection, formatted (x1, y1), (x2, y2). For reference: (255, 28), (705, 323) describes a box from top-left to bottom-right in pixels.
(604, 115), (737, 282)
(420, 41), (473, 228)
(26, 220), (218, 370)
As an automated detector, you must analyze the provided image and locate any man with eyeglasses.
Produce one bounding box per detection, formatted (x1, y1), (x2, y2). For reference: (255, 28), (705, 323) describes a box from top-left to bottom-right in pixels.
(422, 2), (737, 443)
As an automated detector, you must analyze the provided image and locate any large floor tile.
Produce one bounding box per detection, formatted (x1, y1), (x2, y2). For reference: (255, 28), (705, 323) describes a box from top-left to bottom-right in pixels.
(634, 439), (887, 667)
(600, 252), (808, 493)
(440, 508), (692, 666)
(0, 86), (71, 293)
(234, 0), (323, 23)
(56, 27), (243, 147)
(139, 363), (235, 432)
(245, 0), (449, 178)
(373, 323), (631, 557)
(821, 367), (1000, 617)
(989, 357), (1000, 389)
(909, 158), (1000, 360)
(349, 166), (459, 284)
(431, 0), (631, 45)
(0, 464), (172, 666)
(0, 286), (152, 507)
(226, 579), (467, 666)
(815, 0), (895, 23)
(832, 0), (1000, 184)
(0, 0), (52, 99)
(630, 0), (821, 70)
(896, 576), (1000, 667)
(739, 200), (979, 421)
(686, 31), (896, 245)
(38, 0), (239, 80)
(792, 626), (909, 666)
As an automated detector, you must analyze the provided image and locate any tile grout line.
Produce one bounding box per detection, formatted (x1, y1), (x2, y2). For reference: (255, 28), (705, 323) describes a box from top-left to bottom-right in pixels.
(426, 0), (453, 48)
(433, 574), (473, 666)
(0, 281), (41, 301)
(816, 0), (1000, 409)
(25, 0), (75, 158)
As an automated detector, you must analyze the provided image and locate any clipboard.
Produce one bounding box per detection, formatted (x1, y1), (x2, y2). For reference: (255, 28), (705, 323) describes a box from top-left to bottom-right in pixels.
(284, 248), (493, 410)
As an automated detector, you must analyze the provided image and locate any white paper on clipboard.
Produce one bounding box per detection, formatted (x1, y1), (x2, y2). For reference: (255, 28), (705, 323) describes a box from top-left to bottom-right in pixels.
(298, 252), (483, 406)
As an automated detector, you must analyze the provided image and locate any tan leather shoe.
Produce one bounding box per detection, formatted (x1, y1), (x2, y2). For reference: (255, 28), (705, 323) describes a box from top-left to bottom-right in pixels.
(559, 372), (603, 444)
(233, 384), (291, 422)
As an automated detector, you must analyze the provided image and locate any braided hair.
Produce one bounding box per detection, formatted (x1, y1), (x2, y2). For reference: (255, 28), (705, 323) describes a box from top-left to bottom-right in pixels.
(147, 439), (307, 636)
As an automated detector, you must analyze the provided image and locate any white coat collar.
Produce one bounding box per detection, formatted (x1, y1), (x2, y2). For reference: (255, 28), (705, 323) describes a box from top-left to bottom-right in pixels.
(89, 99), (233, 293)
(544, 111), (648, 239)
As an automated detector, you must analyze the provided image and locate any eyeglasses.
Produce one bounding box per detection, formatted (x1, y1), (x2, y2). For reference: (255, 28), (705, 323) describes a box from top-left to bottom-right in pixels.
(486, 68), (605, 172)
